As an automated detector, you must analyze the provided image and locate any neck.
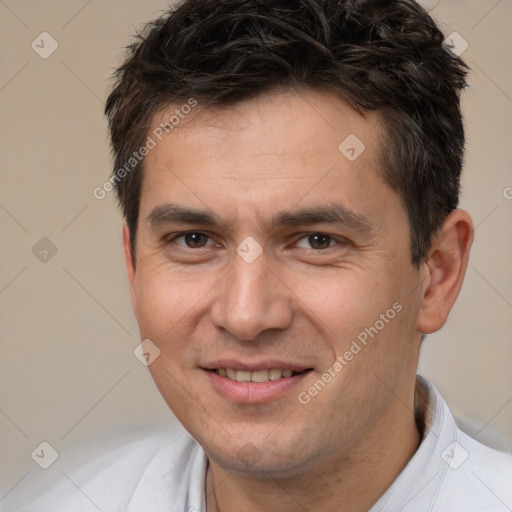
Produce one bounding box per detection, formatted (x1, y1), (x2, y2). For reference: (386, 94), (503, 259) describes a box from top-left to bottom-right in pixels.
(206, 381), (425, 512)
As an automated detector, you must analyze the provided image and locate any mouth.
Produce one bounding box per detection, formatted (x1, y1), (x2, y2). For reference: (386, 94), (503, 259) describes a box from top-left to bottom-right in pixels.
(202, 363), (313, 403)
(212, 368), (310, 383)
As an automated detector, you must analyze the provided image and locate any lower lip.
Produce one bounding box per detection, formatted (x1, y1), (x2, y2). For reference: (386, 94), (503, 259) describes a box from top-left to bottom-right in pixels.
(204, 370), (311, 403)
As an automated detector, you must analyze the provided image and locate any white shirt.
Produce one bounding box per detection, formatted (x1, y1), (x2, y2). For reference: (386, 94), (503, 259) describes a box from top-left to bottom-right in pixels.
(9, 377), (512, 512)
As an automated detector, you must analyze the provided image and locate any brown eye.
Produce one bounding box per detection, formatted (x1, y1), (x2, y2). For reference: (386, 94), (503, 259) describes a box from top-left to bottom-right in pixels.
(306, 233), (334, 250)
(170, 232), (213, 249)
(183, 232), (209, 248)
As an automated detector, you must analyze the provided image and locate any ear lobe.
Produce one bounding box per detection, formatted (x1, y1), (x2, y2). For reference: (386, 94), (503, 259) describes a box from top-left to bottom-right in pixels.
(123, 223), (138, 317)
(416, 209), (474, 334)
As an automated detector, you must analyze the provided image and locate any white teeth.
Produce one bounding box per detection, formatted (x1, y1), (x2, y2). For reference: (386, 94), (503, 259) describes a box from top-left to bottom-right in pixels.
(236, 370), (251, 382)
(216, 368), (297, 382)
(268, 369), (283, 381)
(251, 370), (269, 383)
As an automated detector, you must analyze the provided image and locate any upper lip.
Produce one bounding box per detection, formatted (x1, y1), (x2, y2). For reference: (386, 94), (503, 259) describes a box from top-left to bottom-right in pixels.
(202, 360), (312, 372)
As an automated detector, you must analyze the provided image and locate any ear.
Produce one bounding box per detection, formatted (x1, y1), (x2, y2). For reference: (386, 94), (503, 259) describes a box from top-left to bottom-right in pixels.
(123, 223), (138, 318)
(416, 209), (474, 334)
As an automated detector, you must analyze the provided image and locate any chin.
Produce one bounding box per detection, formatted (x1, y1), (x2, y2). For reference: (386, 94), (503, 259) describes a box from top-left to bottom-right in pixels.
(205, 438), (322, 479)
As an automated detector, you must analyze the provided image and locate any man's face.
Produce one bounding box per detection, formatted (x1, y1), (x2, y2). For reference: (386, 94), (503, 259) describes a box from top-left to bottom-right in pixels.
(126, 90), (424, 477)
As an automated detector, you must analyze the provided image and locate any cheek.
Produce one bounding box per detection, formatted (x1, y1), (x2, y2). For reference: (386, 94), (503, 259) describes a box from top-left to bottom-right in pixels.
(287, 268), (396, 343)
(288, 263), (418, 384)
(133, 264), (214, 342)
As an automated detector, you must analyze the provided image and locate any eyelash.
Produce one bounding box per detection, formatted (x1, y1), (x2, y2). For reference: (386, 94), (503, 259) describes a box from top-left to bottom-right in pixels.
(166, 231), (346, 251)
(167, 231), (217, 249)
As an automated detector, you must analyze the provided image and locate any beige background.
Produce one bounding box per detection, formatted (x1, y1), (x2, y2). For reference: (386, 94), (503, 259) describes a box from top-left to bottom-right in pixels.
(1, 0), (511, 503)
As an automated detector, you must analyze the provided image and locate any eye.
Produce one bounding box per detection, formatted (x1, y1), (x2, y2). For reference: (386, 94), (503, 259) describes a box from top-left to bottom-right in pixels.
(296, 233), (337, 250)
(171, 232), (215, 249)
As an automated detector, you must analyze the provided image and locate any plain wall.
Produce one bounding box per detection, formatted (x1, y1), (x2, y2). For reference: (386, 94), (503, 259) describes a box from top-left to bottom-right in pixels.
(1, 0), (511, 502)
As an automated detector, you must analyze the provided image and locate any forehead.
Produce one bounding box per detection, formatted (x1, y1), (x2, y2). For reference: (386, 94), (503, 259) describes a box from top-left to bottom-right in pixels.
(147, 89), (383, 175)
(139, 89), (395, 226)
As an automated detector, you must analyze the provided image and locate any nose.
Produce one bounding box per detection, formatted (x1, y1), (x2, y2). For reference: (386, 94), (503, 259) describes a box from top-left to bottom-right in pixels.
(210, 251), (294, 341)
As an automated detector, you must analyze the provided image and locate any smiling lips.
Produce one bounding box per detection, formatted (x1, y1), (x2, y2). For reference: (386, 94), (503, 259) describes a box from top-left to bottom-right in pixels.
(202, 358), (313, 404)
(204, 364), (312, 403)
(215, 368), (302, 383)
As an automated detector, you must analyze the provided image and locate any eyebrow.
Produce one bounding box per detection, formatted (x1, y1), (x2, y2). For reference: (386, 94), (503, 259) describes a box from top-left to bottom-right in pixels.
(271, 205), (373, 233)
(146, 202), (374, 234)
(147, 203), (222, 229)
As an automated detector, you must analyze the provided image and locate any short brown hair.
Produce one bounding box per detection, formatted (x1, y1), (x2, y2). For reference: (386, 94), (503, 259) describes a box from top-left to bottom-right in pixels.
(105, 0), (468, 264)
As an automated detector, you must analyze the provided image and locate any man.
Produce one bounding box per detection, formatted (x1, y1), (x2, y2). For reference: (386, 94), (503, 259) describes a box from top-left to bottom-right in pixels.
(23, 0), (512, 510)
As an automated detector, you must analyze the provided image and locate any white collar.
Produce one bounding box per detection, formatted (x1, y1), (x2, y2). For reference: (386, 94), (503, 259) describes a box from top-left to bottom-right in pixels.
(369, 375), (458, 511)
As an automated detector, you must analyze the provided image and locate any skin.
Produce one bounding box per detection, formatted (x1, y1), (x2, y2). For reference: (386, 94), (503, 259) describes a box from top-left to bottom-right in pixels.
(123, 89), (473, 511)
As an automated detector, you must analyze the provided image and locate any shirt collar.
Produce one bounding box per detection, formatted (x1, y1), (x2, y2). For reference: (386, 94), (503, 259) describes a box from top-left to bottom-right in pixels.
(369, 375), (458, 511)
